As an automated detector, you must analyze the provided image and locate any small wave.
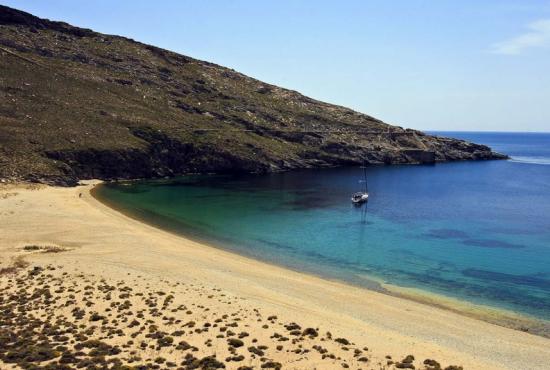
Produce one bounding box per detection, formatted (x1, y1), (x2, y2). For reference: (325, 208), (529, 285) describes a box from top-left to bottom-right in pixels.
(509, 156), (550, 165)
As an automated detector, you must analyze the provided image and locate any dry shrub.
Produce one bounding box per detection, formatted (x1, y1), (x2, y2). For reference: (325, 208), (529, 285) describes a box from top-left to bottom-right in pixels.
(42, 246), (68, 253)
(0, 256), (29, 275)
(22, 245), (68, 253)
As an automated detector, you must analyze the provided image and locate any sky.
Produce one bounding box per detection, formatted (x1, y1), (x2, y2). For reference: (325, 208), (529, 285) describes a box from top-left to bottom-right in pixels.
(4, 0), (550, 132)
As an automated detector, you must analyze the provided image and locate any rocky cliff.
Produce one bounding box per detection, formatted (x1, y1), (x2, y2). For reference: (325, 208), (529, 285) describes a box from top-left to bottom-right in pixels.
(0, 5), (506, 185)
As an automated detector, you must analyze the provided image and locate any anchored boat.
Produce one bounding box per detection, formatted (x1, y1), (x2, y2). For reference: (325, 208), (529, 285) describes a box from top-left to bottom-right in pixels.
(351, 191), (369, 204)
(351, 162), (369, 204)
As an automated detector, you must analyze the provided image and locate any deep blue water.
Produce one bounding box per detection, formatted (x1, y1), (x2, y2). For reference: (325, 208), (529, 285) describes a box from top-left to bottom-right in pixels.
(95, 132), (550, 321)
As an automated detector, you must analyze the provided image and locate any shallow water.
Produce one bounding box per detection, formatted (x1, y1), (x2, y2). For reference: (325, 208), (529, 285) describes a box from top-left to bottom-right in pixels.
(95, 132), (550, 321)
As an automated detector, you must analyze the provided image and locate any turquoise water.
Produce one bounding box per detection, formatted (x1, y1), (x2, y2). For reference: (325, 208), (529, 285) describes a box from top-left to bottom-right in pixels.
(95, 132), (550, 321)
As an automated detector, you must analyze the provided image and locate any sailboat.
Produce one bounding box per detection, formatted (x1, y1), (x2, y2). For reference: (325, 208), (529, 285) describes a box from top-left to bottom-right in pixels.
(351, 161), (369, 204)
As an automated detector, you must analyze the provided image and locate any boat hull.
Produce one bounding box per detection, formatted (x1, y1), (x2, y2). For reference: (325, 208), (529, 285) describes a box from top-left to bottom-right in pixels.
(351, 193), (369, 204)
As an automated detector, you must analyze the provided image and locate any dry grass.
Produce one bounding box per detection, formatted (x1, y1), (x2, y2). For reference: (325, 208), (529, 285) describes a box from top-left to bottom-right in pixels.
(41, 246), (69, 253)
(23, 244), (69, 253)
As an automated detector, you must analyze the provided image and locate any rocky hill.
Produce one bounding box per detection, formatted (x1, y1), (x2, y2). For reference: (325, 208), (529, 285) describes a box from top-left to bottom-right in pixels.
(0, 5), (506, 185)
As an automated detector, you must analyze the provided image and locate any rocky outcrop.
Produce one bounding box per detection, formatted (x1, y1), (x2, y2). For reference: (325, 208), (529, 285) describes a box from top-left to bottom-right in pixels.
(0, 5), (507, 186)
(0, 4), (95, 37)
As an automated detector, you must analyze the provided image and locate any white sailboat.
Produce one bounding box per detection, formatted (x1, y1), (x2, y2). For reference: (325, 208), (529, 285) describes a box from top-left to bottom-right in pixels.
(351, 162), (369, 204)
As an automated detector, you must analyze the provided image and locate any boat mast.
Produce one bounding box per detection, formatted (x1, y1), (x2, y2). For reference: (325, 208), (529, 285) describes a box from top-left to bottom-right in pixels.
(363, 159), (368, 193)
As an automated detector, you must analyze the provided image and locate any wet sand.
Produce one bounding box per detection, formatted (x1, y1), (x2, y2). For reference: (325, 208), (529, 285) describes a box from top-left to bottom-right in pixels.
(1, 181), (549, 369)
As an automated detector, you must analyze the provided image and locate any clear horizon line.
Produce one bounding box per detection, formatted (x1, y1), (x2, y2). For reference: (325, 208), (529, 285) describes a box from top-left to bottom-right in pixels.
(423, 129), (550, 134)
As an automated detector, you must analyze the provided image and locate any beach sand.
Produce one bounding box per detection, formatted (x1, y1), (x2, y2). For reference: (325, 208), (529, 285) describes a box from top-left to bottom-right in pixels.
(1, 182), (549, 370)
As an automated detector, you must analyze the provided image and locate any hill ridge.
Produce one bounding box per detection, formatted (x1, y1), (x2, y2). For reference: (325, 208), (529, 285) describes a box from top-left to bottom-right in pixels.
(0, 5), (506, 186)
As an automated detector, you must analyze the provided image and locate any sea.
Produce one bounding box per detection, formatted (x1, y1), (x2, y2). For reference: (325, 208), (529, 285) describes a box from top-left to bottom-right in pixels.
(94, 132), (550, 323)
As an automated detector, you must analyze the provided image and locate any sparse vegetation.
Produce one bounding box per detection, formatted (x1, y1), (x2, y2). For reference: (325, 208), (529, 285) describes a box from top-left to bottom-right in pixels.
(0, 261), (465, 369)
(0, 5), (504, 186)
(23, 244), (69, 253)
(0, 256), (29, 275)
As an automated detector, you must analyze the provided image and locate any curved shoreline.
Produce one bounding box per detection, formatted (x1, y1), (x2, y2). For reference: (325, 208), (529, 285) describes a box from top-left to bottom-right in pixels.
(92, 181), (550, 339)
(2, 181), (550, 369)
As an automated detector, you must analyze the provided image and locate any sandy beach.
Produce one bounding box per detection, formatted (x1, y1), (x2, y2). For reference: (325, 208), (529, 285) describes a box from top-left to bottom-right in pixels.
(1, 182), (550, 370)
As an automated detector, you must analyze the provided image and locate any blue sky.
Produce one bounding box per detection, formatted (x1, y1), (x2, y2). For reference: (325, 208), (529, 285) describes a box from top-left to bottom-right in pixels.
(4, 1), (550, 132)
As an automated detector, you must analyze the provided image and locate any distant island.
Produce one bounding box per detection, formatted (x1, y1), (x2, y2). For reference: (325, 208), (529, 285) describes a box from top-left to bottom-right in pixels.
(0, 5), (506, 186)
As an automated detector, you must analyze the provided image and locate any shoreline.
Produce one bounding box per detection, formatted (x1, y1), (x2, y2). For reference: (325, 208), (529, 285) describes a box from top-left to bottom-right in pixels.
(2, 181), (550, 369)
(92, 182), (550, 339)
